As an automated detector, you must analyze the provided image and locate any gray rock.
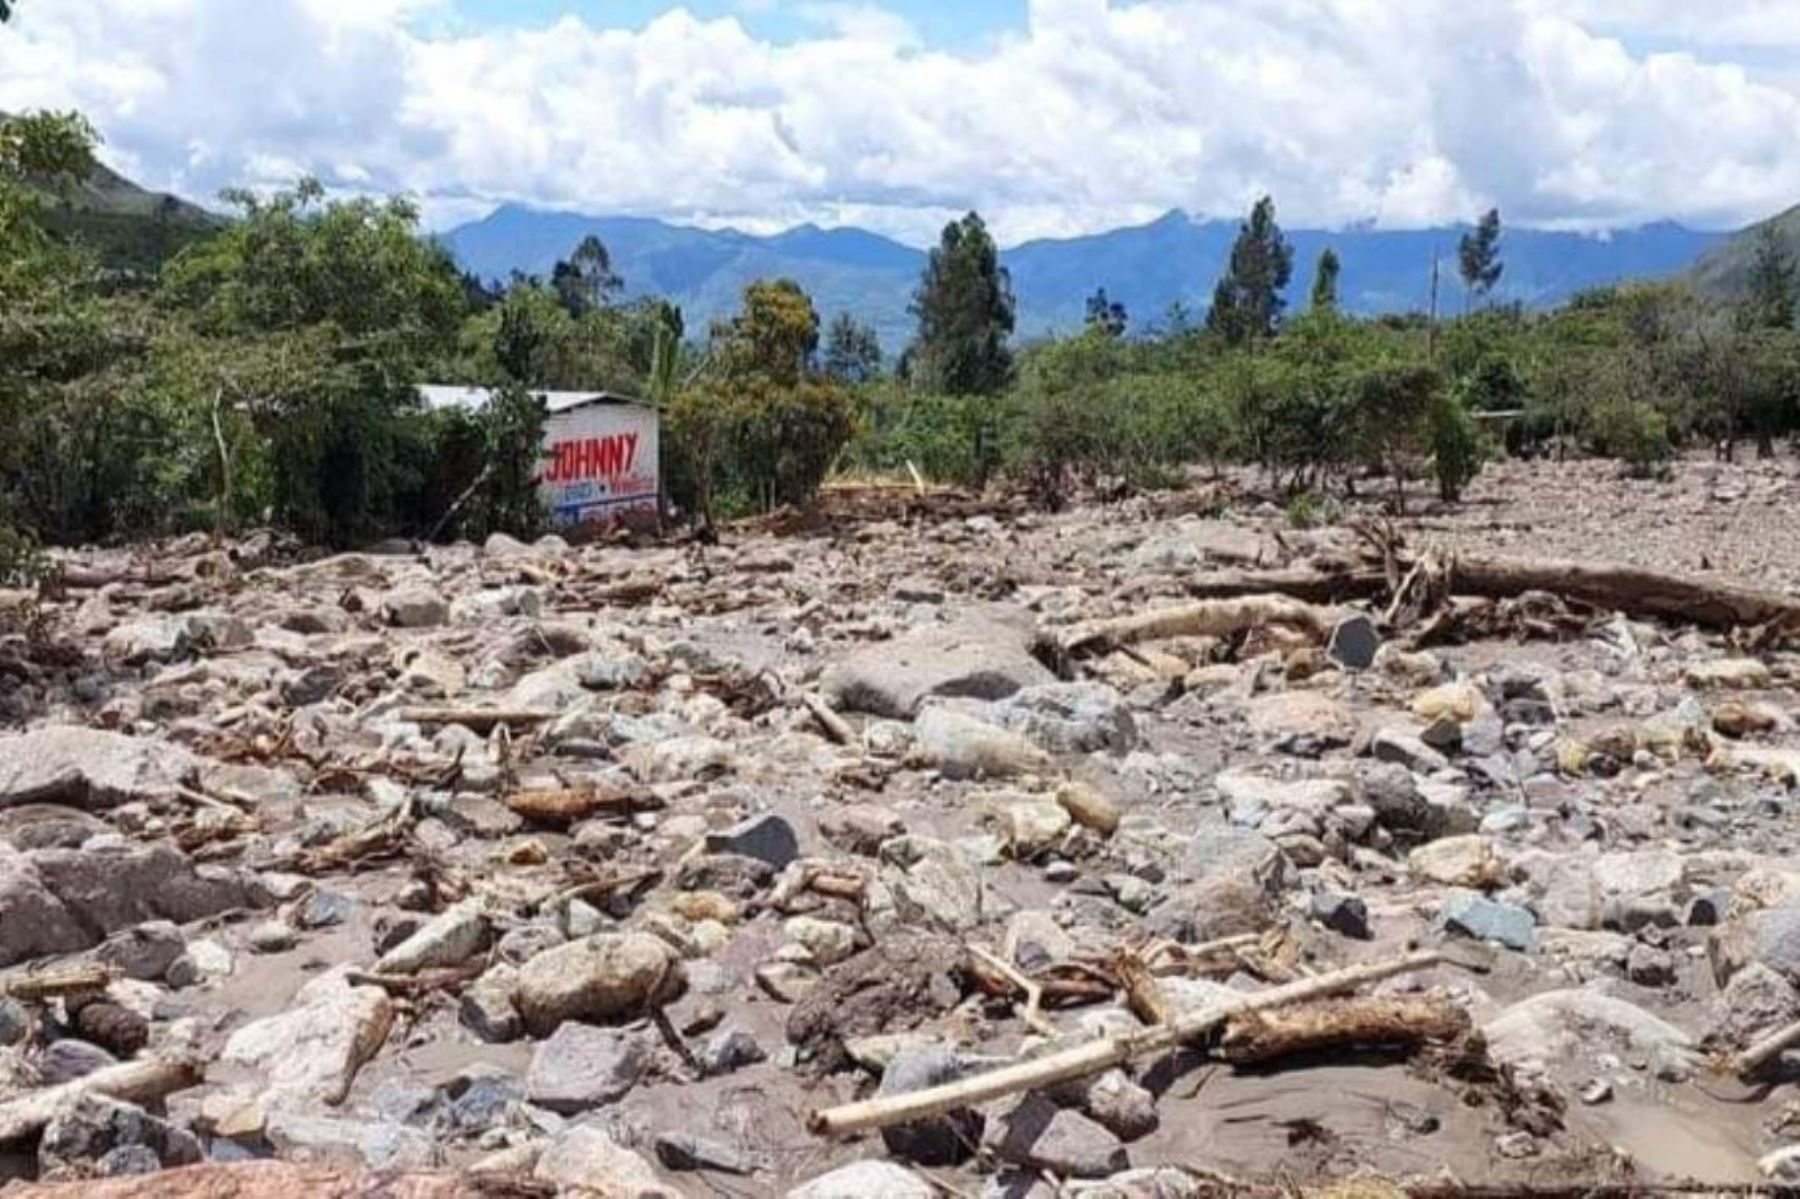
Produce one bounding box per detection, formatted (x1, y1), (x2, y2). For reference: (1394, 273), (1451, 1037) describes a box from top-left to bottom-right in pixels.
(989, 1092), (1127, 1179)
(383, 589), (448, 628)
(821, 613), (1054, 719)
(94, 921), (185, 981)
(38, 1095), (202, 1177)
(878, 1046), (983, 1165)
(527, 1022), (653, 1112)
(1706, 963), (1800, 1048)
(704, 814), (800, 870)
(263, 1110), (443, 1170)
(0, 727), (199, 811)
(698, 1024), (766, 1077)
(1371, 727), (1450, 774)
(818, 804), (903, 856)
(988, 682), (1138, 754)
(1326, 613), (1381, 670)
(1440, 891), (1537, 951)
(39, 1039), (118, 1084)
(1627, 943), (1677, 987)
(376, 898), (491, 974)
(1050, 1068), (1158, 1141)
(654, 1131), (757, 1174)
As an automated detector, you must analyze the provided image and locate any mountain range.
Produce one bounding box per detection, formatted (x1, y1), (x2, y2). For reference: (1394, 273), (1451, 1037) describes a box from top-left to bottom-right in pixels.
(442, 205), (1728, 348)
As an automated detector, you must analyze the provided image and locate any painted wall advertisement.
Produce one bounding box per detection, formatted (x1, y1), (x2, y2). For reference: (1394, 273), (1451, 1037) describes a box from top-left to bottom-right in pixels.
(537, 402), (659, 527)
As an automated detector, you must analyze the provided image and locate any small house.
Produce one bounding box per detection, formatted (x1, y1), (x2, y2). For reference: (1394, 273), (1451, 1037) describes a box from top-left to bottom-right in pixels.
(418, 386), (660, 529)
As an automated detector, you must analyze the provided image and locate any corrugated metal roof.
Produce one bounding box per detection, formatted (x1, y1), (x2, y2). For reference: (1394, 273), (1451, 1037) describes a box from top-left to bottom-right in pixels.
(417, 385), (653, 415)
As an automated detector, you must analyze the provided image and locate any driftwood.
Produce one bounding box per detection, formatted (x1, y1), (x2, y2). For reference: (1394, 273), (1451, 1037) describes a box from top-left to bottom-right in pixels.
(282, 796), (416, 874)
(502, 786), (652, 827)
(800, 692), (856, 746)
(1173, 553), (1800, 633)
(346, 962), (488, 998)
(1733, 1011), (1800, 1078)
(1217, 995), (1470, 1064)
(808, 950), (1440, 1138)
(398, 708), (556, 731)
(0, 1055), (203, 1143)
(1059, 594), (1341, 656)
(0, 961), (114, 1002)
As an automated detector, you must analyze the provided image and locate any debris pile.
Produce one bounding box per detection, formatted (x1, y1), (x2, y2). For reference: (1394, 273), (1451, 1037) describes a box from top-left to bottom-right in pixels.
(3, 471), (1800, 1195)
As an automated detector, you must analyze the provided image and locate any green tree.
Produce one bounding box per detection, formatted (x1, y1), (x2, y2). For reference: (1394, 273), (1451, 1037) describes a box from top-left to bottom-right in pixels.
(1206, 195), (1293, 347)
(1742, 224), (1797, 332)
(908, 212), (1015, 395)
(1458, 208), (1504, 308)
(1309, 247), (1341, 313)
(821, 312), (882, 383)
(1084, 287), (1128, 338)
(550, 235), (622, 317)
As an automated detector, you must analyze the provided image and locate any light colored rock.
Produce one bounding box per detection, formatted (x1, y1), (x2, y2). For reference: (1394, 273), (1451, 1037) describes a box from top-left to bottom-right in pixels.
(0, 727), (200, 810)
(913, 707), (1054, 780)
(382, 589), (448, 628)
(1483, 987), (1696, 1073)
(512, 932), (685, 1036)
(788, 1161), (935, 1199)
(1053, 782), (1120, 836)
(375, 899), (490, 975)
(1244, 691), (1355, 747)
(995, 800), (1071, 855)
(534, 1124), (678, 1198)
(1685, 658), (1772, 690)
(221, 970), (395, 1106)
(526, 1022), (653, 1112)
(1409, 835), (1506, 889)
(785, 916), (859, 966)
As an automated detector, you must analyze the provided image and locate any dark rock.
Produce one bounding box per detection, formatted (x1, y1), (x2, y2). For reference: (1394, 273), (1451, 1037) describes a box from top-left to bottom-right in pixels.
(39, 1039), (118, 1083)
(1326, 613), (1381, 671)
(38, 1095), (202, 1178)
(299, 888), (355, 929)
(1312, 889), (1372, 940)
(878, 1047), (983, 1166)
(94, 921), (185, 981)
(787, 935), (965, 1074)
(988, 1092), (1127, 1179)
(704, 814), (800, 871)
(988, 682), (1138, 754)
(1440, 892), (1537, 951)
(698, 1024), (766, 1077)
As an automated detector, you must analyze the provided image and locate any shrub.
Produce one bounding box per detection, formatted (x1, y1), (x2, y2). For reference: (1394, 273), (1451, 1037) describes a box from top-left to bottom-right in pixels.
(1432, 382), (1489, 502)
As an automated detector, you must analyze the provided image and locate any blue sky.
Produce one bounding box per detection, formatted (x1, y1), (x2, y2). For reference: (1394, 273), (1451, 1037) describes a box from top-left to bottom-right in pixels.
(431, 0), (1027, 50)
(5, 0), (1800, 243)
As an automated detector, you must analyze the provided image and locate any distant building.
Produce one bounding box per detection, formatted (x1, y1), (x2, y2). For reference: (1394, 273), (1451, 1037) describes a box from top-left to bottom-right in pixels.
(418, 386), (659, 529)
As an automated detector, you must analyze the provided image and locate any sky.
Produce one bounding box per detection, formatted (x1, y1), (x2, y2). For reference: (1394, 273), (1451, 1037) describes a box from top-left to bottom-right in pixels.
(4, 0), (1800, 246)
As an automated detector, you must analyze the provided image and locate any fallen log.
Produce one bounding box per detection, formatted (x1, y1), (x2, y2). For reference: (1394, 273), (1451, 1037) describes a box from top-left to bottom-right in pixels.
(0, 961), (115, 1002)
(807, 949), (1439, 1138)
(0, 1055), (202, 1143)
(1058, 594), (1342, 656)
(1171, 555), (1800, 632)
(1217, 995), (1470, 1064)
(800, 692), (856, 746)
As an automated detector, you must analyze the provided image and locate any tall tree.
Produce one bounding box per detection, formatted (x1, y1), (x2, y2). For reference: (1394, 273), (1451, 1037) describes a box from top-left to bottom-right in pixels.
(1458, 208), (1504, 308)
(1309, 247), (1341, 313)
(1084, 287), (1128, 338)
(1206, 195), (1293, 347)
(1743, 224), (1798, 331)
(550, 234), (622, 317)
(0, 3), (13, 23)
(908, 212), (1015, 395)
(821, 312), (882, 383)
(716, 278), (819, 388)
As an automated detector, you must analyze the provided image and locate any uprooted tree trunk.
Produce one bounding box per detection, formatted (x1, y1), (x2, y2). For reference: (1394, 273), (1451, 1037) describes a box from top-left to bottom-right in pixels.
(1174, 553), (1800, 633)
(1218, 995), (1470, 1065)
(0, 1056), (203, 1144)
(1058, 594), (1343, 657)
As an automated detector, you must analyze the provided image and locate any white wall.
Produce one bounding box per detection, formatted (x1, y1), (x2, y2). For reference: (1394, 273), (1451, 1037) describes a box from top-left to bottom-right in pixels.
(538, 403), (659, 527)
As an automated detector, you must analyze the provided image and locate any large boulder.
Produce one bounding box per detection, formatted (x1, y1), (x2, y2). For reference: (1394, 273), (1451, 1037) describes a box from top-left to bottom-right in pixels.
(820, 613), (1054, 719)
(512, 933), (685, 1036)
(0, 843), (263, 969)
(0, 727), (200, 811)
(1483, 987), (1696, 1074)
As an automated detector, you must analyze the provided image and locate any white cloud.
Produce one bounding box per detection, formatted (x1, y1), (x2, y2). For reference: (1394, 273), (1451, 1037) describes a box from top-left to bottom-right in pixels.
(2, 0), (1799, 243)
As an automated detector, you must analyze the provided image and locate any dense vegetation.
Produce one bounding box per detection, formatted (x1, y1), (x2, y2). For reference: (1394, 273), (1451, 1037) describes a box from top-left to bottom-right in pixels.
(3, 108), (1799, 577)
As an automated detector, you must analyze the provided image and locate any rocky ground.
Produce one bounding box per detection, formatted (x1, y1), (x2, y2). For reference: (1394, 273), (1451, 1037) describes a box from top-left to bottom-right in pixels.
(3, 457), (1800, 1197)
